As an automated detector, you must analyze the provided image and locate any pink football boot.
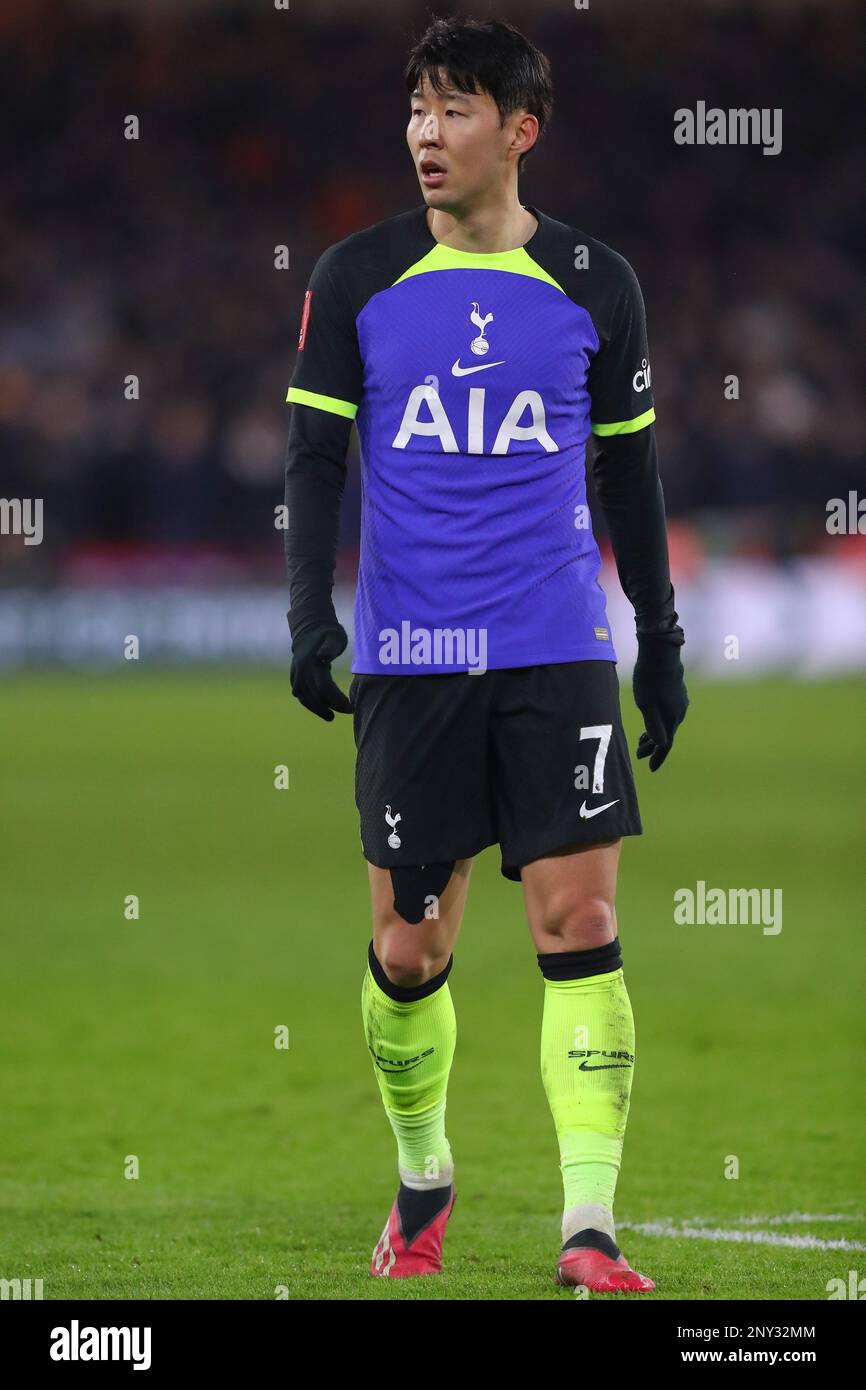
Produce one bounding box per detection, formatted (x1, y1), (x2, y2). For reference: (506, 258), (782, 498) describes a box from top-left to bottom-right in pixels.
(371, 1183), (456, 1277)
(556, 1229), (655, 1292)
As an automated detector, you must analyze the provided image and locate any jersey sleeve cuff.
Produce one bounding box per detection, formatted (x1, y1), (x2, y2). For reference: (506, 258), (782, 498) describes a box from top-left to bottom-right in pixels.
(286, 386), (359, 420)
(590, 406), (655, 437)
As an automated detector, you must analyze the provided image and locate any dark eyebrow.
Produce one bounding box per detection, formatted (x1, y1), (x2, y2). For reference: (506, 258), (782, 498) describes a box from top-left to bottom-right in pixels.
(410, 90), (472, 103)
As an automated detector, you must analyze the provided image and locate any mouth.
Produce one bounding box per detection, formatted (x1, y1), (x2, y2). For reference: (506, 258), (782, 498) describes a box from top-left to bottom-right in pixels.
(420, 158), (447, 186)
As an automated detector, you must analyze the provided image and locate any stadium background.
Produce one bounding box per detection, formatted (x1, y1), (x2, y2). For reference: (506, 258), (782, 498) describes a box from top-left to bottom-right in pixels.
(1, 0), (864, 1301)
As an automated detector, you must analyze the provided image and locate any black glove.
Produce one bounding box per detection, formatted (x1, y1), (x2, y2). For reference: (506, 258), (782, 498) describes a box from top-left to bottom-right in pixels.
(632, 635), (688, 771)
(289, 621), (353, 722)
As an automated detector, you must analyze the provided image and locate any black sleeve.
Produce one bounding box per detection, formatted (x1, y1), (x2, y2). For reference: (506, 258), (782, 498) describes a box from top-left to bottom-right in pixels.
(284, 407), (352, 639)
(590, 424), (684, 645)
(587, 251), (655, 437)
(284, 247), (364, 641)
(586, 252), (681, 644)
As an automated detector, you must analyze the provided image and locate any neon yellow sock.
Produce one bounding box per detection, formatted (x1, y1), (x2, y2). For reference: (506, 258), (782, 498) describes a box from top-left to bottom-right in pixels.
(361, 961), (456, 1190)
(540, 967), (635, 1222)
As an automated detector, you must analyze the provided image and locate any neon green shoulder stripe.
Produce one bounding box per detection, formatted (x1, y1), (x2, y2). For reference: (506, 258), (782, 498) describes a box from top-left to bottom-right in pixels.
(286, 386), (358, 420)
(591, 407), (656, 437)
(392, 242), (564, 293)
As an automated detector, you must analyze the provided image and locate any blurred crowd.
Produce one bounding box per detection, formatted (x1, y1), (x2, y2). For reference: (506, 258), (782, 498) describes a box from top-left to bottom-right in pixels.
(0, 0), (864, 584)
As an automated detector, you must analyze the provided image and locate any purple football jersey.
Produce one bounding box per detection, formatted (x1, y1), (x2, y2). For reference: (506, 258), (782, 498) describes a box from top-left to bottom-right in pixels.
(287, 205), (655, 673)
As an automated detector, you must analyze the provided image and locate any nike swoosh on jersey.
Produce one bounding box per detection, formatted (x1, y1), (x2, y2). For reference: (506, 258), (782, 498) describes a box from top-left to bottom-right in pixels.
(579, 799), (620, 819)
(450, 358), (506, 376)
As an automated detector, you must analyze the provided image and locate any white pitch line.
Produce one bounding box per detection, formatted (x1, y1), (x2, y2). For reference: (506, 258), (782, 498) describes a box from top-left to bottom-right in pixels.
(731, 1212), (865, 1227)
(617, 1219), (866, 1252)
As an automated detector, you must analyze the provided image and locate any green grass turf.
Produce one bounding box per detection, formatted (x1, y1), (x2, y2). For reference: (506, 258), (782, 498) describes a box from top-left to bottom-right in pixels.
(1, 671), (864, 1300)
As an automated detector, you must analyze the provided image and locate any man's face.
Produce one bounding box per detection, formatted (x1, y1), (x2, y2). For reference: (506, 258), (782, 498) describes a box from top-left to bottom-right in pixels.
(408, 70), (520, 208)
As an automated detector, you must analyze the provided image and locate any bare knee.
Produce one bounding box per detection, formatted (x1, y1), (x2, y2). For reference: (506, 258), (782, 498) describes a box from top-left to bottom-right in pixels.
(535, 892), (615, 951)
(368, 859), (470, 989)
(378, 938), (449, 989)
(374, 910), (452, 988)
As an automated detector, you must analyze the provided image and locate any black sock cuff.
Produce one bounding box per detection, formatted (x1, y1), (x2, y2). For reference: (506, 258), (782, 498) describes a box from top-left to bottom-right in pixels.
(367, 941), (453, 1002)
(562, 1228), (622, 1260)
(537, 936), (623, 981)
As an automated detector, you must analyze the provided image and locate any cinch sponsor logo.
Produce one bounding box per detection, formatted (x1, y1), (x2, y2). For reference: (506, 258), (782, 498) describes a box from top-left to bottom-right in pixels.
(673, 880), (782, 935)
(674, 101), (782, 156)
(632, 358), (651, 393)
(49, 1321), (152, 1371)
(379, 621), (488, 674)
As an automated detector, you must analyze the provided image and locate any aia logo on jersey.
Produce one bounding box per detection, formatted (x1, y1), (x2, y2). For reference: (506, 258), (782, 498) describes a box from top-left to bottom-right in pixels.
(298, 290), (312, 351)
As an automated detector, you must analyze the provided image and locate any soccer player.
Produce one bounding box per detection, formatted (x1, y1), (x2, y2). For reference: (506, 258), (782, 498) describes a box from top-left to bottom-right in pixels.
(284, 17), (687, 1292)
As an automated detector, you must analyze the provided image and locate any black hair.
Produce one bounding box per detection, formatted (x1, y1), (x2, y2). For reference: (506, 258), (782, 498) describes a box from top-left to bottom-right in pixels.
(404, 16), (553, 175)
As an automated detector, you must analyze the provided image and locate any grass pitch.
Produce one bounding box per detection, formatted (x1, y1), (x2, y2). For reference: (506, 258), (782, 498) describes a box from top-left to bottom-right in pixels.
(1, 671), (864, 1299)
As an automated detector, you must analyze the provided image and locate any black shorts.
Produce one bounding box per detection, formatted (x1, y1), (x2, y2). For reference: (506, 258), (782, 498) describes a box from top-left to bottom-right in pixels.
(350, 660), (642, 883)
